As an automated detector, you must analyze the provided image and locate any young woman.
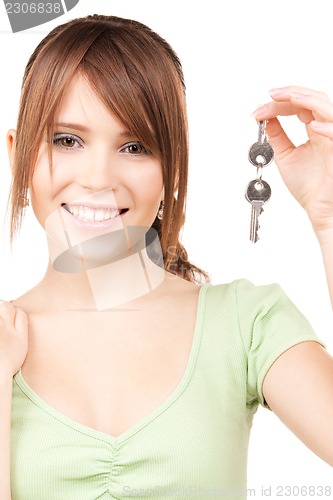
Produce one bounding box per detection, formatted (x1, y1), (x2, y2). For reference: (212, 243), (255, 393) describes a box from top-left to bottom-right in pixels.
(1, 13), (333, 500)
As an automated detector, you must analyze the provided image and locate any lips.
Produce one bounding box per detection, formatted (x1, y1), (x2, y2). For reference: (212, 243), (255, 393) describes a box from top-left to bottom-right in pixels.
(60, 203), (129, 231)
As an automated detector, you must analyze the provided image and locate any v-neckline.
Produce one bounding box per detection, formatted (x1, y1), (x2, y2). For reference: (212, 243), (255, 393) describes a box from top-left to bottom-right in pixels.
(13, 283), (210, 445)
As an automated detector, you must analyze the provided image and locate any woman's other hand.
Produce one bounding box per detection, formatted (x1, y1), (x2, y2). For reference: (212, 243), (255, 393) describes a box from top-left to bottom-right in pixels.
(0, 301), (28, 379)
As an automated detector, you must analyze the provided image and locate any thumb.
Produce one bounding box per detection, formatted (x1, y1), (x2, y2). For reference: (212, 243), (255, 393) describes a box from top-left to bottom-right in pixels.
(265, 117), (295, 164)
(14, 307), (29, 334)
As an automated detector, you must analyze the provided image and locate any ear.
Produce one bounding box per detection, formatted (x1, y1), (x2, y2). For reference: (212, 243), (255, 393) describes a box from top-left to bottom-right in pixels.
(6, 129), (16, 173)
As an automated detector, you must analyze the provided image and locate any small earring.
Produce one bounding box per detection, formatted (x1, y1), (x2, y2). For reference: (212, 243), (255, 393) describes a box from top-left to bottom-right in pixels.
(157, 201), (164, 220)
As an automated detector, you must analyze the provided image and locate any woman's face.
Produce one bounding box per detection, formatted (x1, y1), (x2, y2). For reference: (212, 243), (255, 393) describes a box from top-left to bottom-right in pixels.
(30, 75), (164, 245)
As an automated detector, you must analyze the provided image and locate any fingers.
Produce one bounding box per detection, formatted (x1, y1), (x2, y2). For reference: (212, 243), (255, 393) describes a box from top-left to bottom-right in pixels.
(253, 102), (314, 124)
(0, 301), (16, 325)
(310, 121), (333, 140)
(269, 86), (329, 101)
(275, 92), (333, 122)
(253, 86), (333, 128)
(14, 308), (29, 334)
(0, 301), (28, 333)
(265, 118), (295, 162)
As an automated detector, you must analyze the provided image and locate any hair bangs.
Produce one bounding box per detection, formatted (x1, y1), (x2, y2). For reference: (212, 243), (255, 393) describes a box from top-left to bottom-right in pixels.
(78, 27), (178, 162)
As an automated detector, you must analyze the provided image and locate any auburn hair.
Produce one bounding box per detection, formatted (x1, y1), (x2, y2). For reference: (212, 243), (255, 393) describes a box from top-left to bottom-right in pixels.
(9, 14), (210, 284)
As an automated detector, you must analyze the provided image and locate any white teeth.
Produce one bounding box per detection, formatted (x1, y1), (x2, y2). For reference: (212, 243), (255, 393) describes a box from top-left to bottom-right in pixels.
(95, 209), (104, 222)
(85, 209), (94, 221)
(65, 205), (123, 222)
(109, 209), (121, 219)
(72, 206), (79, 217)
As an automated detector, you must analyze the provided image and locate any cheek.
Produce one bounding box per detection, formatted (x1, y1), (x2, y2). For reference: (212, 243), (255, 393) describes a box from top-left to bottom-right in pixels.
(30, 165), (48, 220)
(131, 161), (164, 203)
(30, 158), (64, 227)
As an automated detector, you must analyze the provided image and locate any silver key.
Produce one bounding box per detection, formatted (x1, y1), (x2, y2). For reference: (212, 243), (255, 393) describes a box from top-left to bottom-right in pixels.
(248, 120), (274, 167)
(245, 179), (271, 243)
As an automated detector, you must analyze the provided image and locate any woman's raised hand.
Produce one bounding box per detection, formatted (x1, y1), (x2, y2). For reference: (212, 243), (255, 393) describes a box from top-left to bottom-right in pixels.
(0, 301), (28, 379)
(253, 86), (333, 235)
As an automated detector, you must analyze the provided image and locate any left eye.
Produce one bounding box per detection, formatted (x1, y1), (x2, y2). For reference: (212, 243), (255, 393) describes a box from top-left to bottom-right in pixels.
(121, 142), (149, 155)
(53, 134), (83, 150)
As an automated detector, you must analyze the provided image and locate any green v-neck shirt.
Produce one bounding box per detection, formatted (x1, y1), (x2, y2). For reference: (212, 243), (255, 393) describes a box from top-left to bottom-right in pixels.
(10, 280), (325, 499)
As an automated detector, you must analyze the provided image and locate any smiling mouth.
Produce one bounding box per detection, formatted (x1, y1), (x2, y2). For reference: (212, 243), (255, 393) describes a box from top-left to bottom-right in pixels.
(62, 204), (129, 223)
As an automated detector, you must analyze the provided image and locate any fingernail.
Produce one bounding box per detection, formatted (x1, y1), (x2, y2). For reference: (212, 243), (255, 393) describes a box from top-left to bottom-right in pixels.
(311, 120), (326, 129)
(269, 88), (284, 96)
(251, 104), (267, 117)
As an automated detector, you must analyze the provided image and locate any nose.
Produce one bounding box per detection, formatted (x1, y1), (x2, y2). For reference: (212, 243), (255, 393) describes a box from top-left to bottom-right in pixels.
(79, 148), (120, 192)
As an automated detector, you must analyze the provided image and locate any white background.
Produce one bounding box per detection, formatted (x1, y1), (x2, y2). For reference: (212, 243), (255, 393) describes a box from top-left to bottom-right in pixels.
(1, 0), (333, 496)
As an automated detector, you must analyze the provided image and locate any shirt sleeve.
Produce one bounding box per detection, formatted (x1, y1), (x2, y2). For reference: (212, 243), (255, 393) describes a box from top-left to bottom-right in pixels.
(235, 279), (326, 410)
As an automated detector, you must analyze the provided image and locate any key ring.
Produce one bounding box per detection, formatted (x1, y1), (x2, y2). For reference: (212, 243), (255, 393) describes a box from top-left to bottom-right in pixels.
(256, 163), (263, 182)
(258, 120), (268, 144)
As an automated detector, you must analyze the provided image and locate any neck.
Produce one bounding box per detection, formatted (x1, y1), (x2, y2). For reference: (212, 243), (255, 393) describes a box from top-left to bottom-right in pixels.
(39, 231), (166, 311)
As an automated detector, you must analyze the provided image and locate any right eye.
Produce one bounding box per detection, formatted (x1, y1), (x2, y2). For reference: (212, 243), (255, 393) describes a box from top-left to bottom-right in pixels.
(52, 133), (83, 150)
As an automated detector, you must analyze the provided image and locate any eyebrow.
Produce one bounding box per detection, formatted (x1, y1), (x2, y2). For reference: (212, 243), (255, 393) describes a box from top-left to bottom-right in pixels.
(54, 122), (136, 138)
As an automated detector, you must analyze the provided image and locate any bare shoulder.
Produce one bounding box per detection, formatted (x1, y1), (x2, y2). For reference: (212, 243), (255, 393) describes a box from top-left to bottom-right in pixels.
(115, 272), (204, 325)
(159, 272), (204, 304)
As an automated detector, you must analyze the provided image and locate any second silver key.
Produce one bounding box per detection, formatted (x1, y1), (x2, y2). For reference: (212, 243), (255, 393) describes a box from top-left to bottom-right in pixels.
(245, 180), (271, 243)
